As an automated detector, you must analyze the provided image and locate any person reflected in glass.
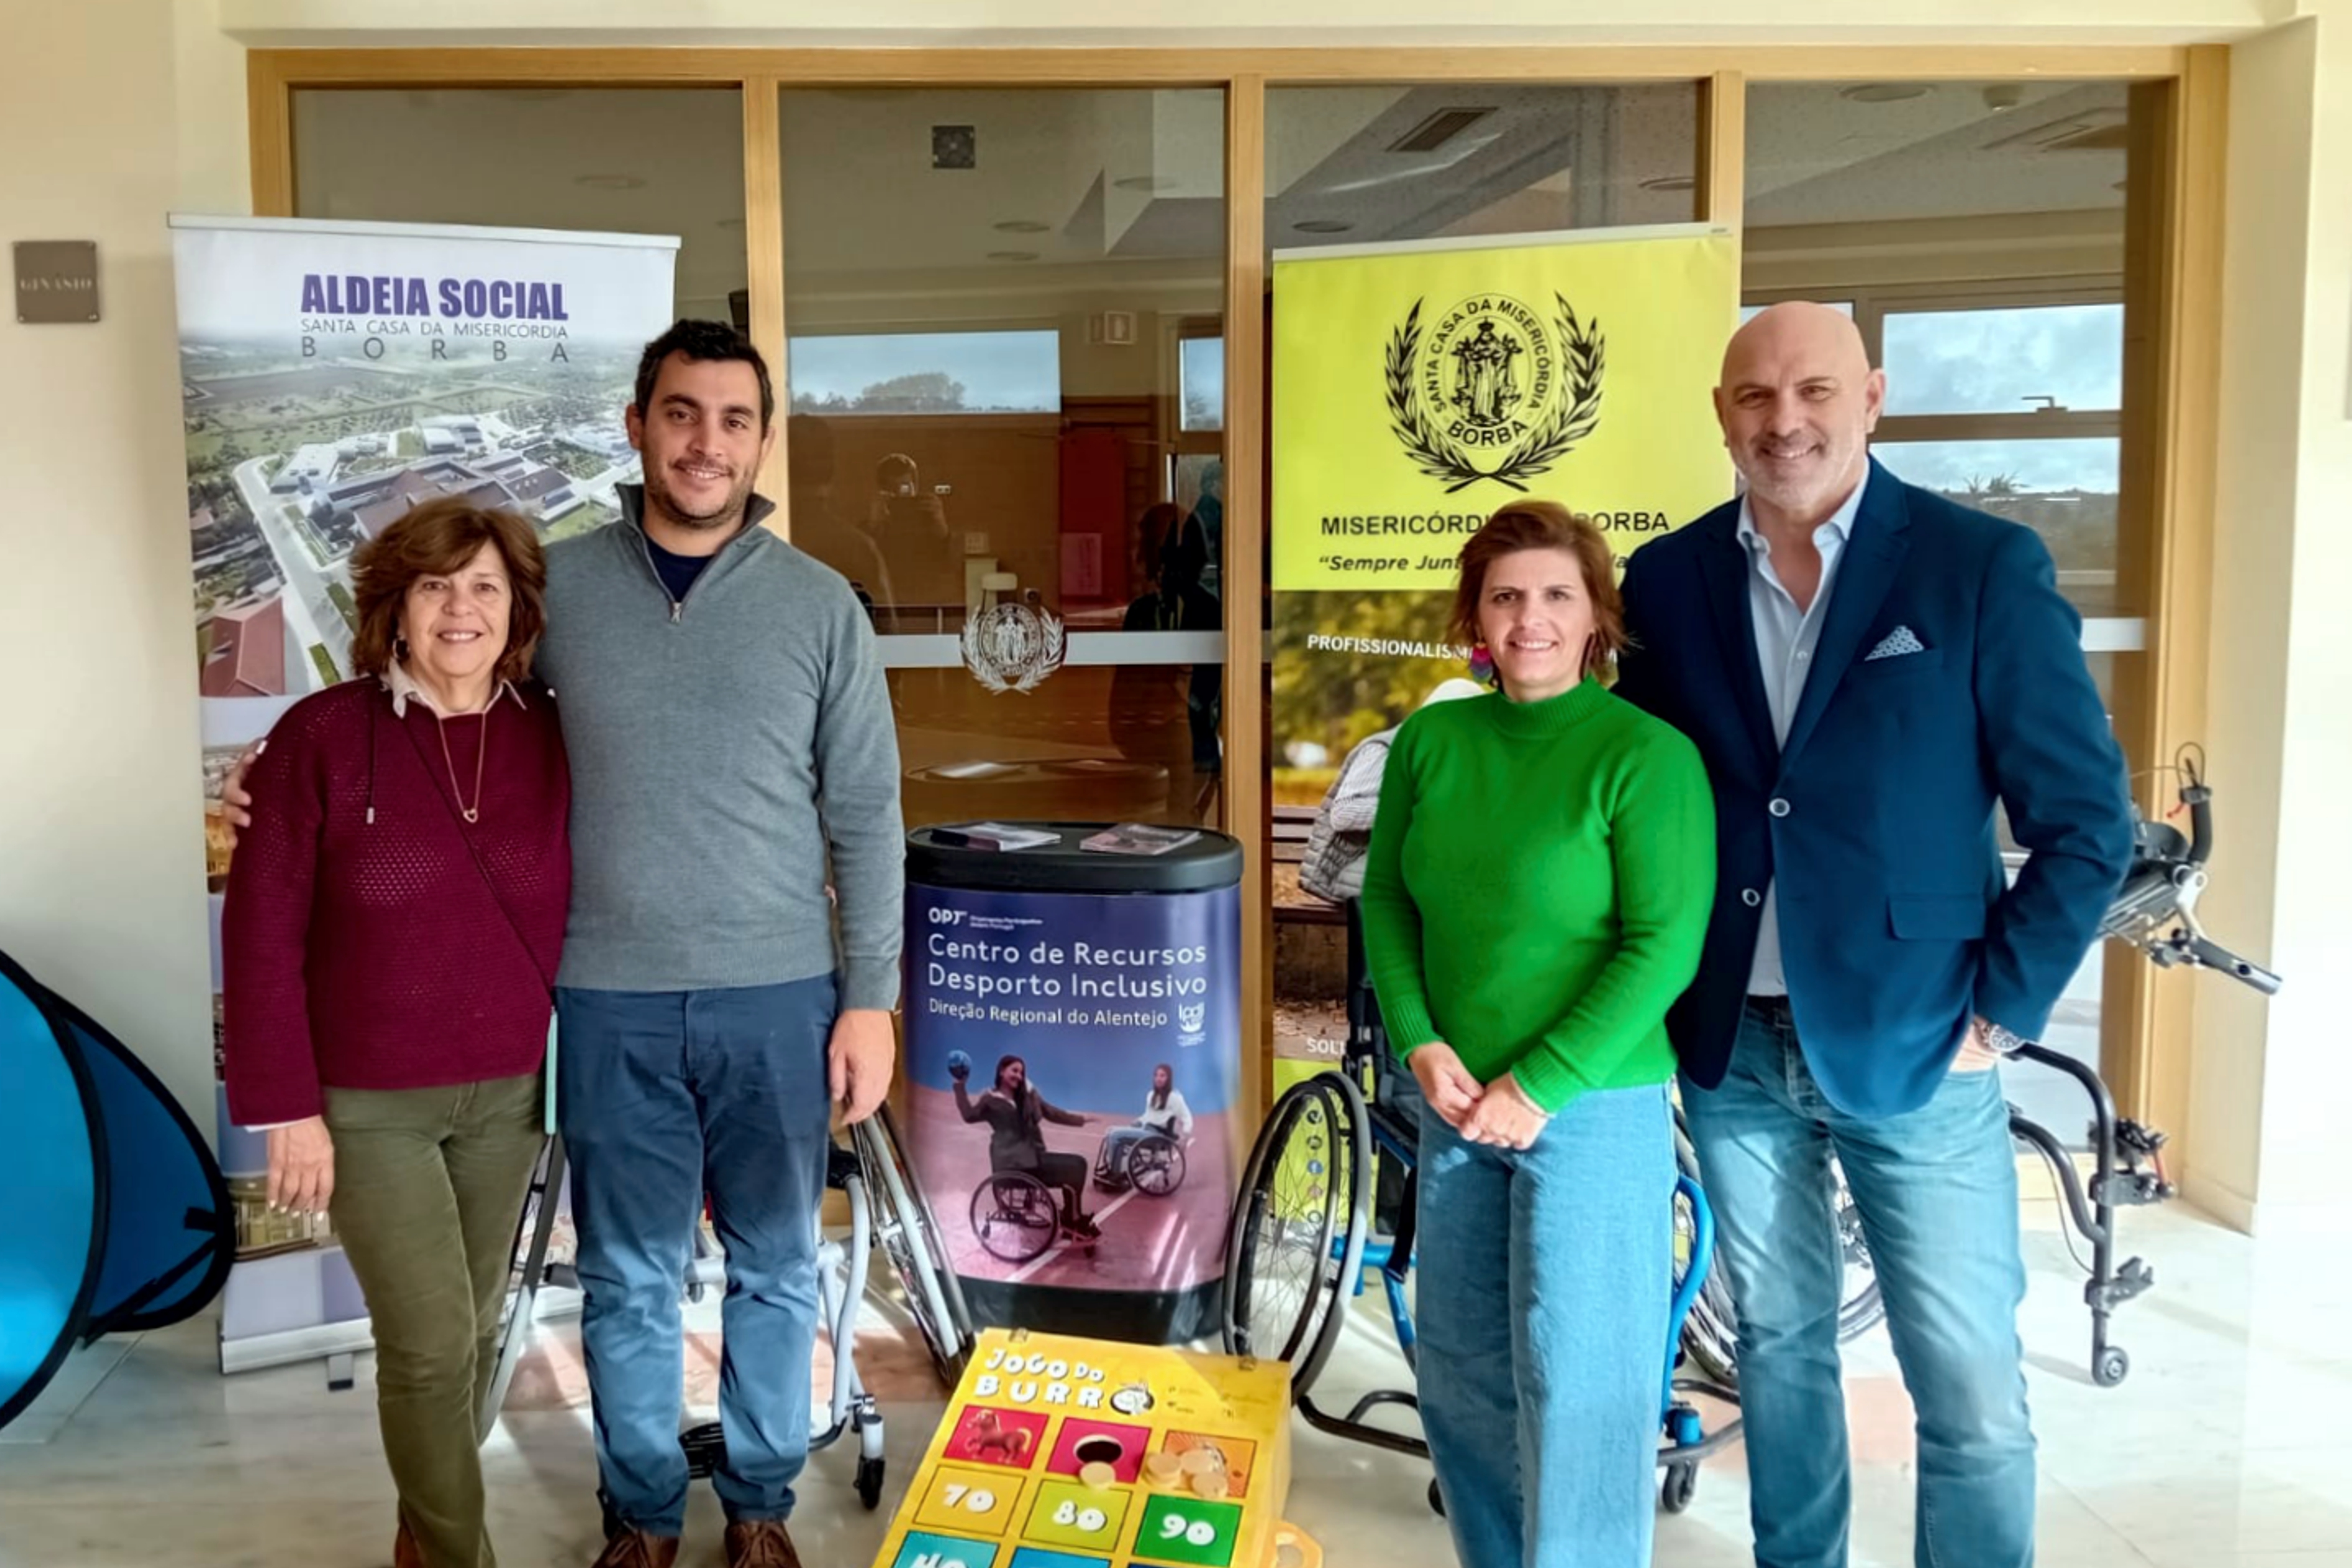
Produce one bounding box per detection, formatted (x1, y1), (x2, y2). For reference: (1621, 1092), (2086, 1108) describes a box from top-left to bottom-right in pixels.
(951, 1053), (1099, 1238)
(1111, 507), (1222, 821)
(785, 414), (894, 616)
(1358, 501), (1715, 1568)
(866, 452), (961, 609)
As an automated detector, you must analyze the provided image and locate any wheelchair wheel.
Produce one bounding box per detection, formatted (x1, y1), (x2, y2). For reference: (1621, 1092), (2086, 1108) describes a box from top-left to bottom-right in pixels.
(479, 1134), (564, 1444)
(1130, 1133), (1186, 1198)
(1220, 1073), (1370, 1396)
(971, 1170), (1060, 1264)
(856, 1106), (974, 1384)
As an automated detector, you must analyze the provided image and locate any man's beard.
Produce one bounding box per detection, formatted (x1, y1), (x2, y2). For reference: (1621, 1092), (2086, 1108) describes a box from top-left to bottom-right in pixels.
(645, 464), (754, 532)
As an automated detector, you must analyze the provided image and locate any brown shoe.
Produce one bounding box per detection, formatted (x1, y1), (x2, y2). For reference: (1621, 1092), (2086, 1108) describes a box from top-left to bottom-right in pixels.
(724, 1520), (803, 1568)
(393, 1519), (423, 1568)
(589, 1528), (681, 1568)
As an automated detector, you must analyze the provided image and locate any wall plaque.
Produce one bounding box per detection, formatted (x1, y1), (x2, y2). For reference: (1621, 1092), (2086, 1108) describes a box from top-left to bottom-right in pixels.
(15, 240), (100, 324)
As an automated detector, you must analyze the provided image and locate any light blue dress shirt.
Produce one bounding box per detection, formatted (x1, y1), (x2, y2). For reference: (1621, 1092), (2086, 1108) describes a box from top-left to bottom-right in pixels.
(1737, 472), (1870, 996)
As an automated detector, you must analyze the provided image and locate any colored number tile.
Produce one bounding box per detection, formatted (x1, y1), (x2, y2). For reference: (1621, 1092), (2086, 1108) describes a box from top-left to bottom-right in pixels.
(1020, 1478), (1132, 1554)
(1045, 1417), (1154, 1484)
(890, 1529), (1002, 1568)
(1156, 1432), (1255, 1500)
(1007, 1552), (1112, 1568)
(1131, 1495), (1245, 1568)
(942, 1405), (1050, 1472)
(915, 1465), (1025, 1538)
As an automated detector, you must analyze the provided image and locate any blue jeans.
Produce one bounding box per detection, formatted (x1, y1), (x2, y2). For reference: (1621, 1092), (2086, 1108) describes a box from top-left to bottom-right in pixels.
(1680, 1001), (2034, 1568)
(1416, 1083), (1673, 1568)
(556, 977), (837, 1535)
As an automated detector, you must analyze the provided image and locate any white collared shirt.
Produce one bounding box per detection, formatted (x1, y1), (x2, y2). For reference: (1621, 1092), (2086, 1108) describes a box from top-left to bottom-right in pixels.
(1737, 472), (1869, 996)
(383, 660), (529, 719)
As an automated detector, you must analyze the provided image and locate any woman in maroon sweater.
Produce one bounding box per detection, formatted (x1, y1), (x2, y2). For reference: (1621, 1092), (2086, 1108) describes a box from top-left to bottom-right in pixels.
(223, 497), (569, 1568)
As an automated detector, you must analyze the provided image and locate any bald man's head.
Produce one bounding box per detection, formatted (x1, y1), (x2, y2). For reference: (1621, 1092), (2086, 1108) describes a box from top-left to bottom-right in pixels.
(1715, 302), (1885, 527)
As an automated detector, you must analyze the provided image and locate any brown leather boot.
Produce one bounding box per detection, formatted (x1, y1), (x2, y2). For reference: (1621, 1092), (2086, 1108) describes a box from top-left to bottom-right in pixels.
(589, 1528), (681, 1568)
(724, 1520), (803, 1568)
(393, 1519), (423, 1568)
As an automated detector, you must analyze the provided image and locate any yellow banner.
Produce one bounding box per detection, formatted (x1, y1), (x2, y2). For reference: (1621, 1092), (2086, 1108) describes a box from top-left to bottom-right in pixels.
(1272, 228), (1738, 591)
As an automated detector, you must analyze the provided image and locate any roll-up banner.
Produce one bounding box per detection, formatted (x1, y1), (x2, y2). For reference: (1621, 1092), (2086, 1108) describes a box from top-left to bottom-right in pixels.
(169, 215), (679, 1368)
(1271, 226), (1737, 1088)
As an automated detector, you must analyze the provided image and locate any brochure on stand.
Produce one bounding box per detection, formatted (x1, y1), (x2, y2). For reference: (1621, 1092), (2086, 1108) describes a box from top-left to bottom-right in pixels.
(1080, 823), (1201, 856)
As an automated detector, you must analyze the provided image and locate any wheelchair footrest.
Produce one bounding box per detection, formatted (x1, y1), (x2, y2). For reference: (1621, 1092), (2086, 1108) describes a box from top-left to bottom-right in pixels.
(2088, 1257), (2155, 1312)
(682, 1421), (726, 1480)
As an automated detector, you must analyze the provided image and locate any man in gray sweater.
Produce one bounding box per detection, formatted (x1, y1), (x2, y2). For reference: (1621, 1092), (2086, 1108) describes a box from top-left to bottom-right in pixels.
(546, 321), (902, 1568)
(220, 321), (900, 1568)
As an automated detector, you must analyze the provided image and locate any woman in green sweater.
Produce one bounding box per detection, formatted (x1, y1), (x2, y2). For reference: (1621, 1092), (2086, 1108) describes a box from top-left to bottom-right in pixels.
(1360, 500), (1715, 1568)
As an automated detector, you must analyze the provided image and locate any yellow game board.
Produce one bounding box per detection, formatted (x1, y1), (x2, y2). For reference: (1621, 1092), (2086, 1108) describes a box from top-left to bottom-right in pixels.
(873, 1328), (1312, 1568)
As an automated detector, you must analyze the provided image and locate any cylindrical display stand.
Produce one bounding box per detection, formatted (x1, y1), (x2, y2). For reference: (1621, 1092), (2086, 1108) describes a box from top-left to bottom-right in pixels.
(902, 823), (1242, 1345)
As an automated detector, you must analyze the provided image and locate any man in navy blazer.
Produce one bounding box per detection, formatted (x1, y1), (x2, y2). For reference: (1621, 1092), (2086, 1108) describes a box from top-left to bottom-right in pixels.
(1615, 303), (2132, 1568)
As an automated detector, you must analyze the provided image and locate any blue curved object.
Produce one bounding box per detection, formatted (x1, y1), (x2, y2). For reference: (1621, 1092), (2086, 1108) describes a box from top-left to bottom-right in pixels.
(0, 950), (231, 1429)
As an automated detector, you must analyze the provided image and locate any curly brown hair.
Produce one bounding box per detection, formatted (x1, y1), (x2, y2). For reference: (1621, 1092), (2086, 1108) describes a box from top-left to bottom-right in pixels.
(1447, 500), (1626, 680)
(348, 498), (548, 686)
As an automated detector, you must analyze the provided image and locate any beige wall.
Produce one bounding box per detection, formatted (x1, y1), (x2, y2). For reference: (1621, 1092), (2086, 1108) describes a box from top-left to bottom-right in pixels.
(2191, 5), (2352, 1231)
(215, 0), (2271, 45)
(0, 0), (248, 1122)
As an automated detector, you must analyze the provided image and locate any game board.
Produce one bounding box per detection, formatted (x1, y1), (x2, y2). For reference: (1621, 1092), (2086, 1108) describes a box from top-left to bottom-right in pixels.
(872, 1328), (1320, 1568)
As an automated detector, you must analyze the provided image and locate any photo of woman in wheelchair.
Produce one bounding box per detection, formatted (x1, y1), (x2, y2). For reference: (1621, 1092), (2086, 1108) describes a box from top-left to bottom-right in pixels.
(1093, 1063), (1193, 1197)
(951, 1053), (1101, 1240)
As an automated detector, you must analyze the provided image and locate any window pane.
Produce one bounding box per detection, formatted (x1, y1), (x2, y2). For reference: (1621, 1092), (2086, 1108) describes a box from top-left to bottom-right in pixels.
(782, 86), (1228, 828)
(1874, 437), (2121, 615)
(292, 88), (745, 324)
(1181, 336), (1225, 432)
(789, 330), (1062, 416)
(1741, 300), (1853, 325)
(1883, 304), (2123, 416)
(1267, 83), (1701, 255)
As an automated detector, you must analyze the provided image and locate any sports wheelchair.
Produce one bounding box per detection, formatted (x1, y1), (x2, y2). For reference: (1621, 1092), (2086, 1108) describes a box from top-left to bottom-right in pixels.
(482, 1104), (974, 1526)
(1224, 755), (2279, 1513)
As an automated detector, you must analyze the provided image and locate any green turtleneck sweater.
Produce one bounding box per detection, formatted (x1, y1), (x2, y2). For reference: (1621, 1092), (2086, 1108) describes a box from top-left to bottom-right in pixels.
(1358, 676), (1717, 1114)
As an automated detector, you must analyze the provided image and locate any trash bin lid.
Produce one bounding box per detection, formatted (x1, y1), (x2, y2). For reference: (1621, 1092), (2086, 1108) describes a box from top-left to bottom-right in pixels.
(907, 823), (1243, 895)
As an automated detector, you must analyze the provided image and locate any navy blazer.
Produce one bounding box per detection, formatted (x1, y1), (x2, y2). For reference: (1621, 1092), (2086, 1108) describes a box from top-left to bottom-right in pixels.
(1615, 460), (2134, 1118)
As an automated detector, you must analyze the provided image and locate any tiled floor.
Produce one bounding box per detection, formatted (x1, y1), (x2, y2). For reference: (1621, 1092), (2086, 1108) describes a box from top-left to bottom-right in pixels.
(4, 1199), (2349, 1567)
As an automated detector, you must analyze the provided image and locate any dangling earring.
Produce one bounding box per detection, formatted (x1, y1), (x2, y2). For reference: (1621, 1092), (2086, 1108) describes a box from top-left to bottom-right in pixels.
(1469, 642), (1496, 687)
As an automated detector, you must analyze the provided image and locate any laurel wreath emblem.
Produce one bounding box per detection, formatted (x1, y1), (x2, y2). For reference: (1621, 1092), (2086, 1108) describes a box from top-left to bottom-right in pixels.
(961, 602), (1067, 694)
(1384, 294), (1607, 493)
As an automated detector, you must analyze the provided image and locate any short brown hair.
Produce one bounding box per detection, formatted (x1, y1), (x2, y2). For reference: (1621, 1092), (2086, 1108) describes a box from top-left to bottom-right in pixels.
(1448, 500), (1626, 679)
(348, 498), (548, 685)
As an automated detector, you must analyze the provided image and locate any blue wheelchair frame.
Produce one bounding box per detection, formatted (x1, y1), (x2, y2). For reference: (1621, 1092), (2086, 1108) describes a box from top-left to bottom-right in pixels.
(1266, 910), (1740, 1514)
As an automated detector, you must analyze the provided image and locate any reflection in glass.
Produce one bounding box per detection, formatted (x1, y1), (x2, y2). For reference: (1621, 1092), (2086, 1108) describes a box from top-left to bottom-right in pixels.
(789, 330), (1063, 416)
(1883, 306), (2123, 416)
(1267, 83), (1701, 253)
(782, 86), (1228, 828)
(1874, 438), (2121, 614)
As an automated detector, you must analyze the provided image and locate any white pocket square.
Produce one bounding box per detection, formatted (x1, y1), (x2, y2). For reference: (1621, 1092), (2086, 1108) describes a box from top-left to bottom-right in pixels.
(1865, 626), (1926, 661)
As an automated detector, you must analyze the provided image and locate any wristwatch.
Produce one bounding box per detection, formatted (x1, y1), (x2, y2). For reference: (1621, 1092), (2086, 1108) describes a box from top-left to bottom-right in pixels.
(1976, 1017), (2030, 1057)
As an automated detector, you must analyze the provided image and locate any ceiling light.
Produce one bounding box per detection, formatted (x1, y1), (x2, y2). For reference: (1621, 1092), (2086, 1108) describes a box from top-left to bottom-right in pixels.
(986, 251), (1040, 263)
(1293, 219), (1356, 234)
(993, 220), (1050, 234)
(574, 174), (645, 191)
(1639, 174), (1696, 192)
(1839, 83), (1931, 104)
(1114, 175), (1177, 193)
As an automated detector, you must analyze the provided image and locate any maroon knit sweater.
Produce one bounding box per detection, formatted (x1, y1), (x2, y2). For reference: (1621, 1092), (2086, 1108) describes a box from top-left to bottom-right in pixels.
(222, 677), (571, 1126)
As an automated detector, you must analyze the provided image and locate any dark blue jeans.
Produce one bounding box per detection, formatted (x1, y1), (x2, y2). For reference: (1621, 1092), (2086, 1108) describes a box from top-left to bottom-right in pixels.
(555, 976), (836, 1534)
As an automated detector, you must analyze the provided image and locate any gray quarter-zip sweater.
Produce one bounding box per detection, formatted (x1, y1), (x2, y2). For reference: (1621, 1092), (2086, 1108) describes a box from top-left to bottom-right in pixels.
(536, 485), (904, 1007)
